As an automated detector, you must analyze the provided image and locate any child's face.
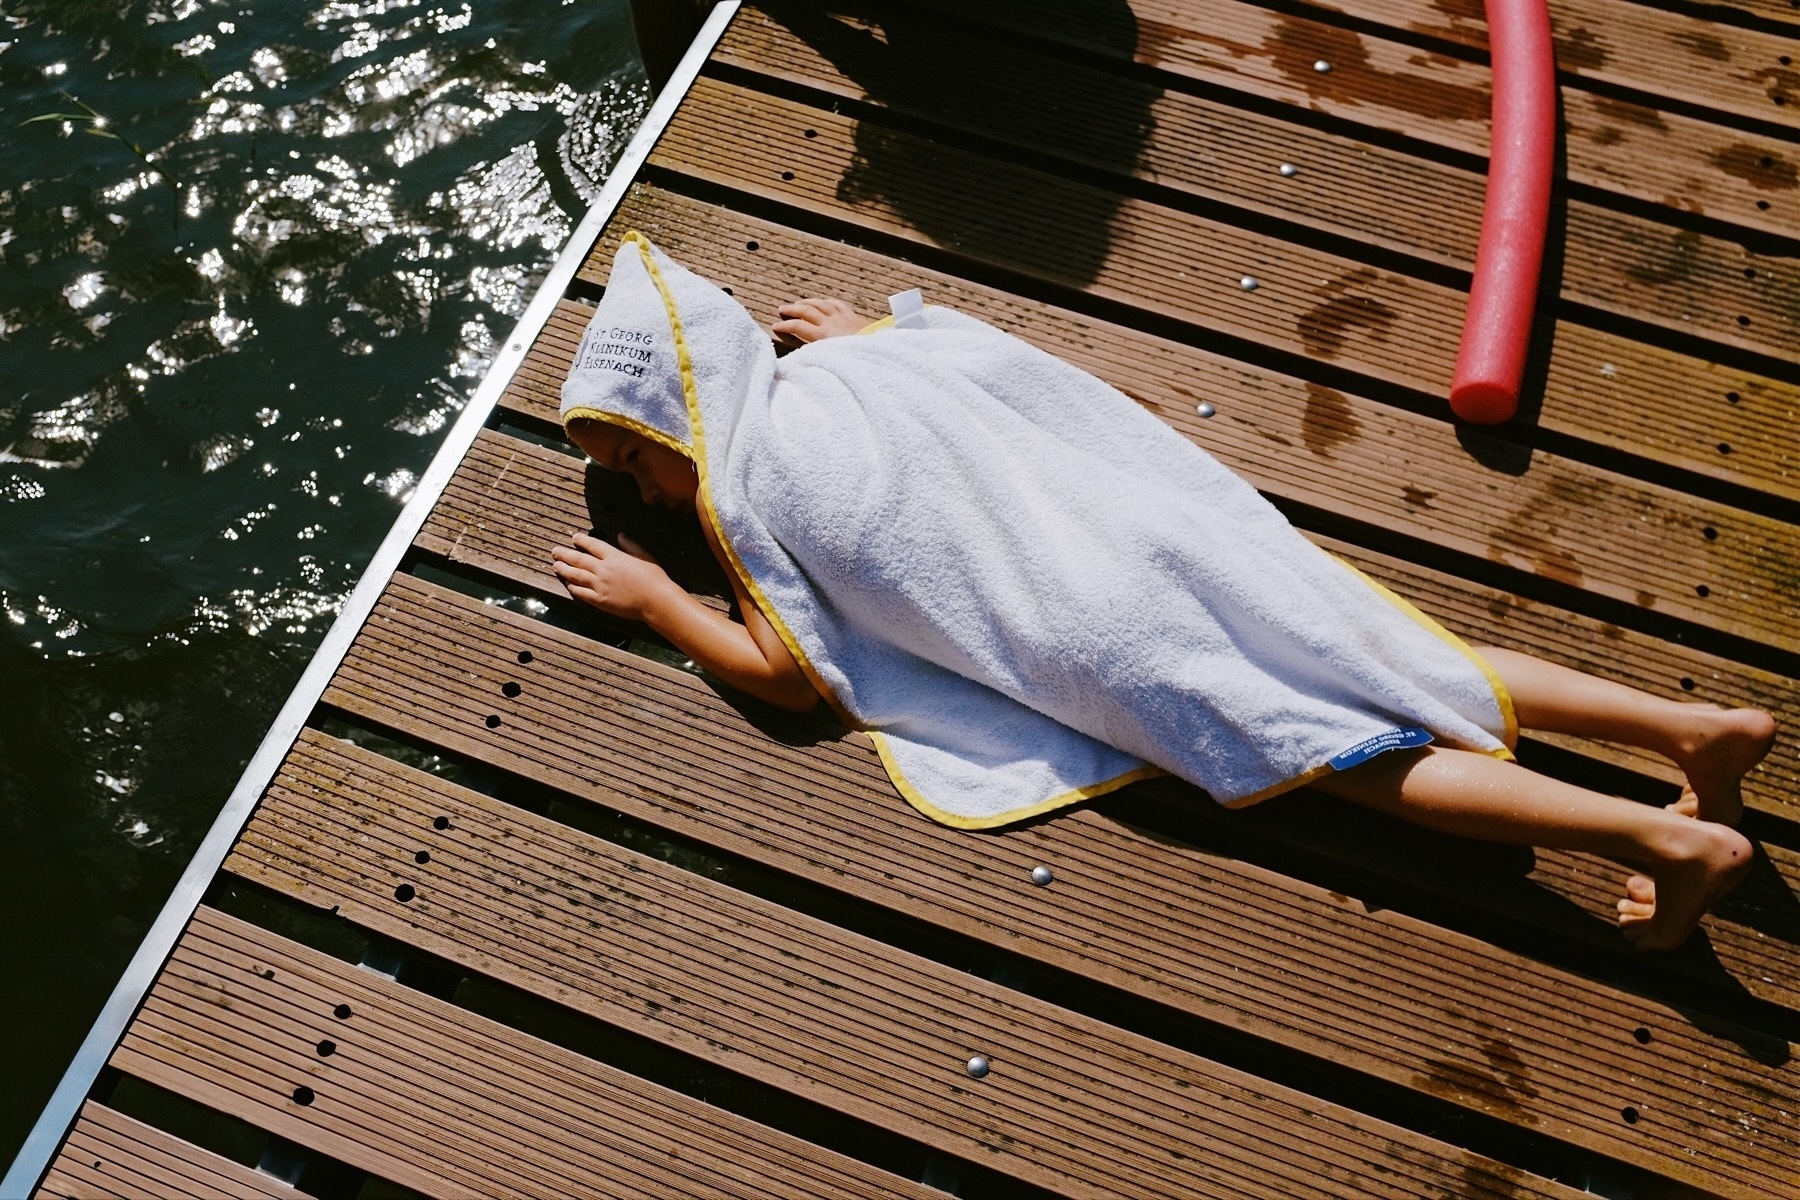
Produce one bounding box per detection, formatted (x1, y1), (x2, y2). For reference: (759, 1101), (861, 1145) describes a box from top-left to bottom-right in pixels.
(570, 420), (699, 512)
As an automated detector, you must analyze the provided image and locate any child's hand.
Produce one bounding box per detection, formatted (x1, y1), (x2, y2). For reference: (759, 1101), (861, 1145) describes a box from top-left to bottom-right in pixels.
(551, 532), (676, 622)
(773, 297), (867, 347)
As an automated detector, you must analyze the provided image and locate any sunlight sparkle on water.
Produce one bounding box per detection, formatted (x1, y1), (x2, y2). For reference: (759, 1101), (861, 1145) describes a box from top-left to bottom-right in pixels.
(61, 272), (105, 310)
(0, 0), (649, 906)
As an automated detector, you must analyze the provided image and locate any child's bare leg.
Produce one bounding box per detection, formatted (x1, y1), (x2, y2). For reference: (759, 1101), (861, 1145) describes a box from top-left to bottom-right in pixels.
(1310, 746), (1752, 950)
(1474, 646), (1774, 826)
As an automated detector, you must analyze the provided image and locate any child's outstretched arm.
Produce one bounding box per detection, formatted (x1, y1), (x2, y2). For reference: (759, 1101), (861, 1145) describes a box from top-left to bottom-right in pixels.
(772, 297), (867, 347)
(551, 529), (821, 714)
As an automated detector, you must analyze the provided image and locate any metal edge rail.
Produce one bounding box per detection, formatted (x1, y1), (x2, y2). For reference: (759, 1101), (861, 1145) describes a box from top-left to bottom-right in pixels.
(0, 5), (741, 1194)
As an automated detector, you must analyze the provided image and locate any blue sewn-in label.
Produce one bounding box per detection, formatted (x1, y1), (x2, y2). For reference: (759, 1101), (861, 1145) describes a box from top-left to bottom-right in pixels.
(1328, 726), (1434, 771)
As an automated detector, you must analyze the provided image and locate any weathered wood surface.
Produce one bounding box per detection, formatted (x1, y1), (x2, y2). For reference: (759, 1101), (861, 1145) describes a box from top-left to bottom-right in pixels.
(652, 78), (1800, 509)
(58, 3), (1800, 1197)
(1694, 0), (1800, 31)
(427, 422), (1800, 1012)
(303, 579), (1800, 1196)
(113, 906), (942, 1200)
(35, 1102), (306, 1200)
(911, 0), (1800, 237)
(1287, 0), (1800, 126)
(229, 729), (1596, 1200)
(719, 2), (1800, 366)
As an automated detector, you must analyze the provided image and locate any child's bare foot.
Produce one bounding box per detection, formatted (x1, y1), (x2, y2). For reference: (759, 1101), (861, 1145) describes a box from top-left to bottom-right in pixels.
(1665, 705), (1775, 826)
(1615, 819), (1753, 951)
(773, 297), (867, 347)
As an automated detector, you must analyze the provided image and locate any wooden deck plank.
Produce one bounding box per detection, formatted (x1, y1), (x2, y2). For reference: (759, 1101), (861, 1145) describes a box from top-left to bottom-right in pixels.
(34, 1102), (305, 1200)
(227, 800), (1384, 1200)
(124, 962), (917, 1200)
(111, 908), (943, 1200)
(227, 728), (1596, 1200)
(1698, 0), (1800, 31)
(305, 582), (1800, 1195)
(1279, 0), (1800, 127)
(651, 77), (1800, 511)
(415, 432), (731, 611)
(422, 423), (1800, 1008)
(571, 181), (1800, 683)
(719, 2), (1800, 365)
(33, 5), (1800, 1197)
(900, 0), (1800, 239)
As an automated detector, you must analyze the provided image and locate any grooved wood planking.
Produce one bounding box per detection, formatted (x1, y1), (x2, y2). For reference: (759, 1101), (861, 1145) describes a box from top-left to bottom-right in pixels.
(229, 729), (1595, 1200)
(718, 3), (1800, 365)
(1279, 0), (1800, 126)
(70, 5), (1800, 1196)
(1697, 0), (1800, 30)
(650, 79), (1800, 511)
(415, 437), (590, 592)
(899, 0), (1800, 238)
(420, 424), (1800, 1005)
(576, 182), (1800, 662)
(309, 583), (1800, 1196)
(34, 1102), (308, 1200)
(114, 908), (942, 1200)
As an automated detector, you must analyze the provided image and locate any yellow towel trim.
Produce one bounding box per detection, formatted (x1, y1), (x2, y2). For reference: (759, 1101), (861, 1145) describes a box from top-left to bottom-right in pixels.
(1218, 759), (1341, 809)
(1334, 556), (1520, 754)
(870, 732), (1165, 830)
(562, 406), (693, 459)
(625, 232), (856, 729)
(1209, 561), (1520, 810)
(633, 234), (1157, 827)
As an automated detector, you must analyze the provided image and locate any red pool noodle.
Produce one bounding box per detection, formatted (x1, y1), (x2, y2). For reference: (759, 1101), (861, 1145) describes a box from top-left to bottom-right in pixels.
(1450, 0), (1556, 424)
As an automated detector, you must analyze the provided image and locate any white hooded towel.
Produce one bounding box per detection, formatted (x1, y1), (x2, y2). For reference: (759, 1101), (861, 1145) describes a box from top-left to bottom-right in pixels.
(561, 233), (1516, 828)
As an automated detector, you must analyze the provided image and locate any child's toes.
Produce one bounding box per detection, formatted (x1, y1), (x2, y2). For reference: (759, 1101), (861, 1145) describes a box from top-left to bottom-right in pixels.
(1617, 875), (1656, 931)
(1617, 896), (1656, 932)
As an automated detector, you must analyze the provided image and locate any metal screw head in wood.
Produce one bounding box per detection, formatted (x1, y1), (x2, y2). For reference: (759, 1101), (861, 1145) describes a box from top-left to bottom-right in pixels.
(1031, 865), (1054, 886)
(1240, 275), (1259, 291)
(1279, 163), (1298, 177)
(965, 1055), (991, 1078)
(1196, 402), (1216, 418)
(1313, 59), (1331, 72)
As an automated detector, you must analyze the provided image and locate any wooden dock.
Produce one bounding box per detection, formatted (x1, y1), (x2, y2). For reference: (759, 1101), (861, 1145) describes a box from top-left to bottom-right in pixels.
(11, 0), (1800, 1195)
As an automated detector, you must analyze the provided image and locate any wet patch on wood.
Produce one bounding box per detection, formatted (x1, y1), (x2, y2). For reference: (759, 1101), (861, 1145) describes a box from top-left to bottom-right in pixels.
(1301, 383), (1362, 456)
(1297, 268), (1399, 358)
(1555, 26), (1609, 72)
(1713, 143), (1799, 191)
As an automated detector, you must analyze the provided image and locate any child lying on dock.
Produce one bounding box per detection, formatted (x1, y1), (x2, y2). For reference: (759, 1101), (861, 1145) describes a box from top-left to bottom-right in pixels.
(550, 233), (1773, 953)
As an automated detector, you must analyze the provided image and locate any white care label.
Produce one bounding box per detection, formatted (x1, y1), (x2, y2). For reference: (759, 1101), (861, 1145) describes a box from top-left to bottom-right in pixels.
(576, 324), (657, 378)
(889, 288), (927, 329)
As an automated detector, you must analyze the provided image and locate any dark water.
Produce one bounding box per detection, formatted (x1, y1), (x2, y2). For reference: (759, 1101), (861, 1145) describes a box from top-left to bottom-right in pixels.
(0, 0), (646, 1159)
